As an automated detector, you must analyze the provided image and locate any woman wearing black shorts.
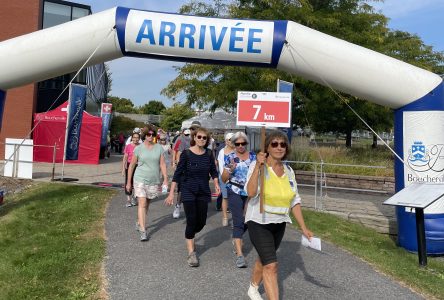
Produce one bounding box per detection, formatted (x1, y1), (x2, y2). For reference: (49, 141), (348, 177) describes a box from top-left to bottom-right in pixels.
(245, 130), (313, 300)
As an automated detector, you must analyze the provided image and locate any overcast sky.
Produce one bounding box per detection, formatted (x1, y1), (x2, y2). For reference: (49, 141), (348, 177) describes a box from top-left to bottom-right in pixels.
(79, 0), (444, 107)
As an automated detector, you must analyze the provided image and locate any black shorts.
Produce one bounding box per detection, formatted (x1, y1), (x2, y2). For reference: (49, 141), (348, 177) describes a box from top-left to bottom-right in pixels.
(247, 221), (286, 266)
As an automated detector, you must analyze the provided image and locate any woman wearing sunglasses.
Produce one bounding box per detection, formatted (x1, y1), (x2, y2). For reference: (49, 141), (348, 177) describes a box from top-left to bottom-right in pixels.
(165, 127), (220, 267)
(221, 131), (256, 268)
(126, 125), (168, 242)
(245, 130), (313, 300)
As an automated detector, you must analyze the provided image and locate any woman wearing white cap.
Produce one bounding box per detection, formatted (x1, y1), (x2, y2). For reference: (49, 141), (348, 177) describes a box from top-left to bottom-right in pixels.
(217, 132), (235, 226)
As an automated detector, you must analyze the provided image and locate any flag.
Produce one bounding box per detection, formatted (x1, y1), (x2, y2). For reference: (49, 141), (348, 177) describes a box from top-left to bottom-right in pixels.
(277, 79), (294, 142)
(65, 83), (87, 160)
(101, 103), (112, 147)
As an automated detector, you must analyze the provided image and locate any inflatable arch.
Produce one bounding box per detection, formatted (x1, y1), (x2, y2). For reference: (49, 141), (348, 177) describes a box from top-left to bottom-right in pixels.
(0, 7), (443, 253)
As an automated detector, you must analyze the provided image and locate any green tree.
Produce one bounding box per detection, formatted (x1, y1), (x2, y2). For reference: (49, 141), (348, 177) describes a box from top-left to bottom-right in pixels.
(107, 96), (137, 113)
(163, 0), (443, 147)
(160, 103), (195, 131)
(139, 100), (166, 115)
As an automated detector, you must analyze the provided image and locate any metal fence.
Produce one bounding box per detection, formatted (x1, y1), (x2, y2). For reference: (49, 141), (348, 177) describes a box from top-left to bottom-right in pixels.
(286, 160), (388, 210)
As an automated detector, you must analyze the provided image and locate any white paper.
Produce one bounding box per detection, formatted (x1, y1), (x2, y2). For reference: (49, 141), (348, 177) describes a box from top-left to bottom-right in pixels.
(301, 236), (321, 251)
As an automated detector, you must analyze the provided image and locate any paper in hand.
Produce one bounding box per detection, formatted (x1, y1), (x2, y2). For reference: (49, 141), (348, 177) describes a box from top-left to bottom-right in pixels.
(301, 235), (322, 251)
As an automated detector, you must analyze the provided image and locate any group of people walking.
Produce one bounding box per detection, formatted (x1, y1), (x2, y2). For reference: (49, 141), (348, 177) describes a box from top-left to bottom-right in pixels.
(121, 122), (313, 300)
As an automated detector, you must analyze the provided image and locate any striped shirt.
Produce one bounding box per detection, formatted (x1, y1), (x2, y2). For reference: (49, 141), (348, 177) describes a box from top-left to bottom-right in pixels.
(172, 149), (218, 202)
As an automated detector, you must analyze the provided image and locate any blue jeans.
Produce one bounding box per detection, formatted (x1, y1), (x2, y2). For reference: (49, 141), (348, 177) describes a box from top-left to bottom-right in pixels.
(227, 189), (248, 238)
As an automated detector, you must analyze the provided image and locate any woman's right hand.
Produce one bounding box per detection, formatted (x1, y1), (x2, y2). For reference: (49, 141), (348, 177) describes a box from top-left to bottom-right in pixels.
(121, 170), (125, 176)
(125, 183), (132, 193)
(256, 152), (266, 165)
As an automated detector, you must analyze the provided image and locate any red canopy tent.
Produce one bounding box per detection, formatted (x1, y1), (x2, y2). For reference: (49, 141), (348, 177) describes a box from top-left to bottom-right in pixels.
(33, 101), (102, 164)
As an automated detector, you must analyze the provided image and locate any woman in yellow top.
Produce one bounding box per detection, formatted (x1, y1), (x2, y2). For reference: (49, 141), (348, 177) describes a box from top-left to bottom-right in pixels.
(245, 130), (313, 300)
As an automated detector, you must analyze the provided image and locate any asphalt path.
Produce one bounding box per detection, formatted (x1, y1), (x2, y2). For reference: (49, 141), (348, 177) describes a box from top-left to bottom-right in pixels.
(104, 191), (422, 300)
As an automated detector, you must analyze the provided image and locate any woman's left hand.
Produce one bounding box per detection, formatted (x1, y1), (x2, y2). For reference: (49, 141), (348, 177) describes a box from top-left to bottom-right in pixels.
(302, 228), (314, 240)
(214, 184), (221, 195)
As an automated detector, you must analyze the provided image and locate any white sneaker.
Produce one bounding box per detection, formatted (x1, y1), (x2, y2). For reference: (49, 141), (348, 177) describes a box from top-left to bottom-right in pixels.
(172, 204), (180, 219)
(247, 283), (263, 300)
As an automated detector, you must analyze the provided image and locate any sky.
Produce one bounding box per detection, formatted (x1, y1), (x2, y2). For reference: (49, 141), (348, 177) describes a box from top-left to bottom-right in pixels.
(78, 0), (444, 107)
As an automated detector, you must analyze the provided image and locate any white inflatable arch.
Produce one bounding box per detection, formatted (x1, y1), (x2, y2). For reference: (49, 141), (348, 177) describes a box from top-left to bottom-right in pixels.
(0, 7), (443, 253)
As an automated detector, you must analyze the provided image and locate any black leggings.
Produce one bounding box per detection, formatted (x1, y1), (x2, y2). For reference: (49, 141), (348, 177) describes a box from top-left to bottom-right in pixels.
(247, 221), (286, 266)
(183, 200), (208, 239)
(124, 162), (136, 195)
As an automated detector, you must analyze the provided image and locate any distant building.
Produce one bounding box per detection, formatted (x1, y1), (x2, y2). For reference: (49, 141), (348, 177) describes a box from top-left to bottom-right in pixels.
(0, 0), (109, 158)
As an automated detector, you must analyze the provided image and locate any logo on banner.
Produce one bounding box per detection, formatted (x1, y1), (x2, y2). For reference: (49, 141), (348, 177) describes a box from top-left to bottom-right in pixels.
(407, 141), (444, 173)
(408, 141), (428, 164)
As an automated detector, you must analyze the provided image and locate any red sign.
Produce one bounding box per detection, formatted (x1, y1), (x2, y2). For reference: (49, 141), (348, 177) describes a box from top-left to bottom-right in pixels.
(101, 103), (112, 115)
(236, 92), (291, 127)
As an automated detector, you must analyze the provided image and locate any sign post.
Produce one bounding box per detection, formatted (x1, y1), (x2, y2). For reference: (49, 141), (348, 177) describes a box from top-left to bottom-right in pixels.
(384, 183), (444, 267)
(237, 91), (292, 213)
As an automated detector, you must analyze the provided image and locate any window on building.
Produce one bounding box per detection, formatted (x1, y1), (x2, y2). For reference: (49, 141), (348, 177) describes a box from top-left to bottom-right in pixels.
(72, 7), (89, 20)
(43, 2), (71, 28)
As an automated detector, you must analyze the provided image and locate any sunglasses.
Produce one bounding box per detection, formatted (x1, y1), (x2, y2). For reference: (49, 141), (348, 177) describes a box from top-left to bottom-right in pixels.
(270, 141), (287, 148)
(196, 135), (207, 140)
(184, 134), (190, 136)
(234, 142), (248, 147)
(145, 132), (154, 137)
(159, 139), (166, 141)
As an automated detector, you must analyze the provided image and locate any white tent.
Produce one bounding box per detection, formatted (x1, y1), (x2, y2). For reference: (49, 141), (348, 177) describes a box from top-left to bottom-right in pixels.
(182, 109), (245, 130)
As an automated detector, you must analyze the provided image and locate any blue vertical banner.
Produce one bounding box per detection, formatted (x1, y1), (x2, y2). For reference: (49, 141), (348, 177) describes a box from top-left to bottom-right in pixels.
(0, 90), (6, 131)
(65, 83), (87, 160)
(101, 103), (113, 147)
(277, 79), (294, 142)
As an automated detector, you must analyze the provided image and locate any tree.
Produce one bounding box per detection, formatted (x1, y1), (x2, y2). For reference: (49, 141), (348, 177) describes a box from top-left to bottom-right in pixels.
(163, 0), (444, 147)
(139, 100), (166, 115)
(107, 96), (137, 113)
(160, 103), (195, 131)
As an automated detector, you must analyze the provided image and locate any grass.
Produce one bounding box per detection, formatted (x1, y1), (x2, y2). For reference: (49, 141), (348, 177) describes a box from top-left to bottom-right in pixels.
(288, 137), (394, 176)
(300, 209), (444, 299)
(0, 183), (115, 300)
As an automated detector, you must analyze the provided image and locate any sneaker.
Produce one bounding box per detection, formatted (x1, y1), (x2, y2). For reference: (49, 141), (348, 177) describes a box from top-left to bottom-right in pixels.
(247, 283), (263, 300)
(140, 231), (149, 241)
(222, 218), (228, 227)
(126, 202), (132, 208)
(172, 204), (180, 219)
(131, 196), (138, 206)
(187, 251), (199, 267)
(236, 255), (247, 268)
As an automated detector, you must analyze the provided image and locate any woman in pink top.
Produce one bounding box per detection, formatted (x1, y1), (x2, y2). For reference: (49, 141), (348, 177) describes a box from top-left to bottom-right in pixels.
(122, 132), (140, 207)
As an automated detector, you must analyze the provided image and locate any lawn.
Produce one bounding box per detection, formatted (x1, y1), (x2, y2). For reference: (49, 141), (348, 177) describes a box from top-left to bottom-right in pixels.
(0, 183), (115, 300)
(289, 137), (395, 176)
(300, 209), (444, 299)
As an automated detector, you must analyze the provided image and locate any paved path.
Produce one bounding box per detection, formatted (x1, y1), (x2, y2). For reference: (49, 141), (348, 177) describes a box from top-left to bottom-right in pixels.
(104, 191), (422, 300)
(32, 154), (422, 299)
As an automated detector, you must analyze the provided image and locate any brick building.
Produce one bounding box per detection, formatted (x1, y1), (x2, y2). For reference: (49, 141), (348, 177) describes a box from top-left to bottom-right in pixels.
(0, 0), (108, 159)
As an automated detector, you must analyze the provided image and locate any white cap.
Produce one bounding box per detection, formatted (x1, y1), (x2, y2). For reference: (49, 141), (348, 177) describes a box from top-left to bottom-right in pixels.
(225, 132), (234, 141)
(133, 127), (141, 133)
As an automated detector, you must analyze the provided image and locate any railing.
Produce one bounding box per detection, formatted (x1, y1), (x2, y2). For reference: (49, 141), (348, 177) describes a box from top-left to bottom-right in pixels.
(285, 160), (389, 210)
(1, 142), (59, 181)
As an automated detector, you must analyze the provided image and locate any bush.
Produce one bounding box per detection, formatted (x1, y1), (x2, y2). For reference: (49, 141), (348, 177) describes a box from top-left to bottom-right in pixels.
(110, 115), (145, 136)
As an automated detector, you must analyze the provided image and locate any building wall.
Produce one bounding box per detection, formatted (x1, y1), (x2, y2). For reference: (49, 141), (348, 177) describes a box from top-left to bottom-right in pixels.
(0, 0), (42, 159)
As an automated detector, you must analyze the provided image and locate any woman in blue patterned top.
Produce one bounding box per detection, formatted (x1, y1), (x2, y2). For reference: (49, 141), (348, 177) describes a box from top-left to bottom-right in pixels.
(221, 131), (256, 268)
(165, 127), (220, 267)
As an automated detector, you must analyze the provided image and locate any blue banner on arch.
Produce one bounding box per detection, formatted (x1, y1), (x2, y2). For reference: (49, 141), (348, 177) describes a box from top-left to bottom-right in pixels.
(66, 84), (87, 160)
